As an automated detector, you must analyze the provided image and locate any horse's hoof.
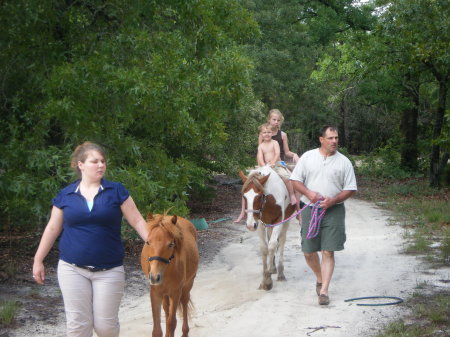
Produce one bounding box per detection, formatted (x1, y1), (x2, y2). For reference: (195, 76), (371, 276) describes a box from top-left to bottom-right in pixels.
(277, 275), (286, 281)
(259, 282), (273, 291)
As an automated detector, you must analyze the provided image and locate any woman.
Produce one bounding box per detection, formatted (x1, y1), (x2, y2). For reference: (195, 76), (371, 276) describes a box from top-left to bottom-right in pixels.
(33, 141), (149, 337)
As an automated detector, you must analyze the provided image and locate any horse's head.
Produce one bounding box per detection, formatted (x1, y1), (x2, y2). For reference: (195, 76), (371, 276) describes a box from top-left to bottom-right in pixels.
(239, 170), (270, 231)
(140, 213), (183, 286)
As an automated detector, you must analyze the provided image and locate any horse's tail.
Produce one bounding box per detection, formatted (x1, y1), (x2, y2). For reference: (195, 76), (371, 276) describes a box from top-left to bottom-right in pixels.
(178, 296), (195, 319)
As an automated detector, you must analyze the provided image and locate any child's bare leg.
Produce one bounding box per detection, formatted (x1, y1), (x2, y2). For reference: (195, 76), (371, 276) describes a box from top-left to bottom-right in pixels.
(234, 197), (246, 222)
(282, 178), (297, 205)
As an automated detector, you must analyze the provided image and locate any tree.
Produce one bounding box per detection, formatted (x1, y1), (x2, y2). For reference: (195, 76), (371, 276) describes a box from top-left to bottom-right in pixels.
(376, 0), (450, 185)
(0, 0), (262, 230)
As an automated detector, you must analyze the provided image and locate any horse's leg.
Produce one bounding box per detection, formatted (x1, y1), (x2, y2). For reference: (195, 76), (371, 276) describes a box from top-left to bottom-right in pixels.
(257, 225), (272, 290)
(276, 222), (290, 281)
(180, 280), (194, 337)
(150, 290), (163, 337)
(267, 228), (277, 274)
(267, 225), (282, 277)
(165, 292), (181, 337)
(162, 295), (170, 325)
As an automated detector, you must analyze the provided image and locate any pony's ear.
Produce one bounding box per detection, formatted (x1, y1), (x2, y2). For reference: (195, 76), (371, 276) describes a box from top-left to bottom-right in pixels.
(171, 215), (178, 225)
(259, 173), (270, 186)
(239, 170), (247, 183)
(146, 213), (154, 221)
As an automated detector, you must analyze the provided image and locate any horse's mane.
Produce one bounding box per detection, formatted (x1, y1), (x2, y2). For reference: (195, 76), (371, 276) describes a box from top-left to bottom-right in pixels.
(149, 213), (184, 253)
(242, 170), (265, 193)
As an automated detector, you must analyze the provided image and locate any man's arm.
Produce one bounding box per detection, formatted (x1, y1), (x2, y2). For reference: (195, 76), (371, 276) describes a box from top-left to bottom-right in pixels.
(291, 180), (323, 203)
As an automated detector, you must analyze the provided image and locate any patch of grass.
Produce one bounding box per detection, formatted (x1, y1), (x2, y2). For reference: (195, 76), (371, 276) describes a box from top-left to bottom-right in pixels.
(356, 174), (449, 265)
(440, 228), (450, 264)
(357, 173), (449, 337)
(0, 300), (21, 326)
(374, 291), (450, 337)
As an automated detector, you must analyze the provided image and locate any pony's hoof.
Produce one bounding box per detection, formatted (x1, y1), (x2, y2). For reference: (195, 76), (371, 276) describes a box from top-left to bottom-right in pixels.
(277, 275), (286, 281)
(259, 282), (273, 291)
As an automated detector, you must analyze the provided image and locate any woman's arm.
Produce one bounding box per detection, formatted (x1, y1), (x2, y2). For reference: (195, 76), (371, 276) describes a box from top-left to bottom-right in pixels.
(282, 131), (299, 162)
(121, 196), (149, 242)
(33, 206), (64, 284)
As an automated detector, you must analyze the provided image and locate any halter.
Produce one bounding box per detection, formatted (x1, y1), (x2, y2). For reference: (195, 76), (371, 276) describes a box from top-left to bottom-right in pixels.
(245, 193), (266, 216)
(145, 240), (175, 264)
(147, 254), (175, 264)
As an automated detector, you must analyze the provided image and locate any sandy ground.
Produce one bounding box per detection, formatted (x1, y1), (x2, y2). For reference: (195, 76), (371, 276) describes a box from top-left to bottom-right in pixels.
(12, 198), (449, 337)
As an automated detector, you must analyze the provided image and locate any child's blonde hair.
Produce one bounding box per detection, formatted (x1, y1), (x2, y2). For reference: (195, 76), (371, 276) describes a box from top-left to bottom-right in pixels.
(267, 109), (284, 127)
(258, 123), (273, 134)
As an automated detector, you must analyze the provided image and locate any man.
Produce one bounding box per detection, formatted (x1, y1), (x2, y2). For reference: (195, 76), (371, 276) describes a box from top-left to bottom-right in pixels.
(290, 126), (357, 305)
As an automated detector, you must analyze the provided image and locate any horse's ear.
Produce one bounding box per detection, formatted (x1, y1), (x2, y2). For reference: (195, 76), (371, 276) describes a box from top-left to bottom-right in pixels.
(171, 215), (178, 225)
(239, 170), (247, 183)
(259, 173), (270, 186)
(146, 213), (154, 221)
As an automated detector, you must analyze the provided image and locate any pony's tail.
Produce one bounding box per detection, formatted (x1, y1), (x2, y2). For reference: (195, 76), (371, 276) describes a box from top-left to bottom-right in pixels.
(178, 297), (195, 319)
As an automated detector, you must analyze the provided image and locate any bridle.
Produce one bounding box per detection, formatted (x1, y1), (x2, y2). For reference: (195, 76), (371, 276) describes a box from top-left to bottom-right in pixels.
(147, 255), (175, 264)
(145, 241), (175, 264)
(245, 193), (267, 219)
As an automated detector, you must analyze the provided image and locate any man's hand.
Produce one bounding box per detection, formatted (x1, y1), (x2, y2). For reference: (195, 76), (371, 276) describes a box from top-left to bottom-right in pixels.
(308, 191), (323, 204)
(319, 197), (336, 210)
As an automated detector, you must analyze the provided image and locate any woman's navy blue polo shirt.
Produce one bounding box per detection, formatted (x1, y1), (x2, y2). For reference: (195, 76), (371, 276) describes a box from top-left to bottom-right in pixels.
(53, 179), (129, 269)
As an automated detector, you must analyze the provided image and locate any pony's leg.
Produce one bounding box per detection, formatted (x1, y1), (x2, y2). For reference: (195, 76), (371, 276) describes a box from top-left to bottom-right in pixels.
(276, 222), (290, 281)
(165, 293), (181, 337)
(267, 224), (283, 276)
(257, 225), (272, 290)
(162, 295), (170, 323)
(267, 227), (277, 274)
(150, 291), (163, 337)
(180, 281), (194, 337)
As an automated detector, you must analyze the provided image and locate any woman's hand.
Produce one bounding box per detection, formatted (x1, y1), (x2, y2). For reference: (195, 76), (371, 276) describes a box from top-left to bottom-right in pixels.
(32, 261), (45, 285)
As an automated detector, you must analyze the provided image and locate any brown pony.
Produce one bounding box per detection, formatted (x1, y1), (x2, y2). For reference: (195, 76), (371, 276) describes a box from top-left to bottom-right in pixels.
(141, 213), (199, 337)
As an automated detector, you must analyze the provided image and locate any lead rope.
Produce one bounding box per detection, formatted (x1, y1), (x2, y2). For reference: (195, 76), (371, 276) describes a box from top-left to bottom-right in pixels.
(305, 200), (326, 239)
(264, 199), (326, 240)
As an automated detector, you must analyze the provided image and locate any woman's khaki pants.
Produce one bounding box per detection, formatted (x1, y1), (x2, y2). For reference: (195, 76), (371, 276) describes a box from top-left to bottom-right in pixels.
(57, 260), (125, 337)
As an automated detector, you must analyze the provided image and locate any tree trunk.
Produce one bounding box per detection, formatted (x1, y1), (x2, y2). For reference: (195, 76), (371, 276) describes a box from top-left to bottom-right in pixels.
(400, 77), (419, 171)
(429, 78), (448, 187)
(338, 97), (347, 149)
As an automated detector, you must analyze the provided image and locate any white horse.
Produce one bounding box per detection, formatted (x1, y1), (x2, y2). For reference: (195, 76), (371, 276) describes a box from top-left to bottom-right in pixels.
(239, 166), (296, 290)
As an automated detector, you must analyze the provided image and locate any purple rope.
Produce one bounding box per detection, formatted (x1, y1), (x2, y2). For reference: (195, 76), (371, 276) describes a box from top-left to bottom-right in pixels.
(306, 201), (326, 239)
(263, 199), (327, 233)
(264, 202), (310, 228)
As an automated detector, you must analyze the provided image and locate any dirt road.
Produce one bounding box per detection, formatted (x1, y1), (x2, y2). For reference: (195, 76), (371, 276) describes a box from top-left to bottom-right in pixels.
(12, 198), (449, 337)
(118, 198), (447, 337)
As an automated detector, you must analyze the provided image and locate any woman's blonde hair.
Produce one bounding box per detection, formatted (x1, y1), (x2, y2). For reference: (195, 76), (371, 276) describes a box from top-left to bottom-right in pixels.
(267, 109), (285, 127)
(71, 141), (106, 177)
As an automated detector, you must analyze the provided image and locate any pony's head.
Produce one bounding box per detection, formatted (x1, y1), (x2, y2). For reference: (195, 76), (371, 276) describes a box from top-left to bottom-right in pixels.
(239, 170), (270, 231)
(141, 213), (183, 286)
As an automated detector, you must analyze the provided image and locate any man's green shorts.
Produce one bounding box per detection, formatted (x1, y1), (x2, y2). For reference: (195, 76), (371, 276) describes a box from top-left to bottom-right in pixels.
(300, 203), (346, 253)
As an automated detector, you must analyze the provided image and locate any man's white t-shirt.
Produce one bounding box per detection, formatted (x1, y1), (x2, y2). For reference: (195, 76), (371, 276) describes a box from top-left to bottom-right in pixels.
(290, 149), (357, 204)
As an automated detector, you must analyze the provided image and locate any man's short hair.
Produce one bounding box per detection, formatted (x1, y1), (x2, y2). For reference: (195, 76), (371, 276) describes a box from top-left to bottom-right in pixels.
(320, 125), (338, 137)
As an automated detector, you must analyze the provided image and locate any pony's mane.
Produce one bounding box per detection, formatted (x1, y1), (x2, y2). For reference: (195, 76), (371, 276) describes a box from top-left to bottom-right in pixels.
(149, 214), (183, 243)
(242, 171), (265, 193)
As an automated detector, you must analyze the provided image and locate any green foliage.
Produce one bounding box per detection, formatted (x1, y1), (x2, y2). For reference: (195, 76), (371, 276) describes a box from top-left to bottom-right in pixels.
(357, 143), (420, 179)
(0, 0), (263, 229)
(0, 300), (20, 326)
